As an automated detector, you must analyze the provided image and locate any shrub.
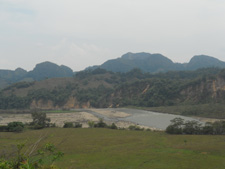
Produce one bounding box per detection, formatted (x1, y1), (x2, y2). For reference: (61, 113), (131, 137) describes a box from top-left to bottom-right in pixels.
(63, 122), (74, 128)
(30, 112), (51, 129)
(166, 125), (183, 134)
(166, 118), (184, 134)
(183, 120), (202, 135)
(74, 122), (82, 128)
(128, 125), (143, 131)
(94, 118), (108, 128)
(0, 125), (8, 132)
(7, 122), (24, 132)
(0, 142), (63, 169)
(110, 123), (118, 129)
(88, 121), (95, 128)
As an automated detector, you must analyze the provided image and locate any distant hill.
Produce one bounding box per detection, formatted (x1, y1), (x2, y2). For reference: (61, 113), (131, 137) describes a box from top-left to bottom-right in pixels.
(0, 62), (74, 88)
(0, 68), (28, 89)
(186, 55), (225, 70)
(1, 52), (225, 89)
(99, 52), (177, 73)
(88, 52), (225, 73)
(27, 61), (73, 81)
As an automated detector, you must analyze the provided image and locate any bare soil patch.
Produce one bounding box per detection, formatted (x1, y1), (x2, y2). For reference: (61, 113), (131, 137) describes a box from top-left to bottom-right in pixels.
(89, 108), (130, 118)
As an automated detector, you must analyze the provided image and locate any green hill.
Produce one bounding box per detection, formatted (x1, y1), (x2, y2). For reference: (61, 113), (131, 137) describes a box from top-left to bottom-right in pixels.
(1, 67), (225, 118)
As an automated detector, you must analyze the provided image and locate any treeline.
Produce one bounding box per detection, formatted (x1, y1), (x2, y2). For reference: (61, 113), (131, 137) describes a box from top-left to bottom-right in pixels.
(166, 118), (225, 135)
(0, 93), (31, 109)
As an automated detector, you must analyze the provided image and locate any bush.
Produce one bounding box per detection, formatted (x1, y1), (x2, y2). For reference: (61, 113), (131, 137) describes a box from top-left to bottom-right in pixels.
(183, 120), (202, 135)
(7, 122), (24, 132)
(88, 121), (95, 128)
(0, 142), (63, 169)
(74, 122), (82, 128)
(110, 123), (118, 129)
(63, 122), (74, 128)
(94, 118), (108, 128)
(166, 125), (183, 134)
(0, 125), (8, 132)
(128, 125), (143, 131)
(63, 122), (82, 128)
(166, 118), (184, 134)
(30, 112), (51, 129)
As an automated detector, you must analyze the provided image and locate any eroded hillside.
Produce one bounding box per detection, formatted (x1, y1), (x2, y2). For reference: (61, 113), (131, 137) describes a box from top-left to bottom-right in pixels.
(1, 68), (225, 118)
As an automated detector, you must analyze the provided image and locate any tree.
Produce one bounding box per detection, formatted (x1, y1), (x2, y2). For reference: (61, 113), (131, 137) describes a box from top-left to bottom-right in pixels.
(183, 120), (201, 135)
(212, 121), (225, 135)
(94, 118), (107, 128)
(7, 122), (24, 132)
(31, 112), (51, 129)
(202, 122), (213, 135)
(110, 123), (118, 129)
(88, 121), (95, 128)
(166, 118), (184, 134)
(63, 122), (74, 128)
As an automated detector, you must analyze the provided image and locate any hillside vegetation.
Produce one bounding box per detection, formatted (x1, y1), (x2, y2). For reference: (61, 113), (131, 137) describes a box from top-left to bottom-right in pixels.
(1, 67), (225, 118)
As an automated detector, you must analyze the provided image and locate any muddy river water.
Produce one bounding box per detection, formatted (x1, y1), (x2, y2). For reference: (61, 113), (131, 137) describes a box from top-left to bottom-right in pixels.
(81, 108), (204, 130)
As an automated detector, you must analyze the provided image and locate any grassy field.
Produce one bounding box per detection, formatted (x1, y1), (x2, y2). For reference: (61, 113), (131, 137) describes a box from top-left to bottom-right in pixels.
(1, 128), (225, 169)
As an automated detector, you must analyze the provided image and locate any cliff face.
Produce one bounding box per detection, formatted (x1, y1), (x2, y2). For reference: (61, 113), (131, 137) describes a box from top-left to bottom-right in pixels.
(28, 76), (225, 109)
(30, 97), (91, 110)
(180, 77), (225, 103)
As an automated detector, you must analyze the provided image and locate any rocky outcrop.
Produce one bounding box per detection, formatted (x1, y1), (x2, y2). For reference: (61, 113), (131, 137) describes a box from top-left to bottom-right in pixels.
(30, 97), (91, 110)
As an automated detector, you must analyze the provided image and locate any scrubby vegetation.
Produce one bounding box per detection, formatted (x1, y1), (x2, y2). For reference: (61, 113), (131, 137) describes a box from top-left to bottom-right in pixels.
(63, 122), (82, 128)
(0, 112), (55, 132)
(166, 117), (225, 135)
(0, 142), (63, 169)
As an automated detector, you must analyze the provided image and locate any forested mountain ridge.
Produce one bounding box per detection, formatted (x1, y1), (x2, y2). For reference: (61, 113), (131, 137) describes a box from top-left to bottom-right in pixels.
(89, 52), (225, 73)
(0, 62), (73, 89)
(1, 67), (225, 118)
(26, 61), (73, 81)
(1, 53), (225, 89)
(186, 55), (225, 70)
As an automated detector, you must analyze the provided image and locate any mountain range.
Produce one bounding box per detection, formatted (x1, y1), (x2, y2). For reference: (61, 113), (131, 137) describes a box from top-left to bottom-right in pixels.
(0, 62), (73, 89)
(1, 52), (225, 89)
(92, 52), (225, 72)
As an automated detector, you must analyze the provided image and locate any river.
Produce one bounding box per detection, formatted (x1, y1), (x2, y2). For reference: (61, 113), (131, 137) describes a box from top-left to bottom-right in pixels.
(82, 108), (204, 130)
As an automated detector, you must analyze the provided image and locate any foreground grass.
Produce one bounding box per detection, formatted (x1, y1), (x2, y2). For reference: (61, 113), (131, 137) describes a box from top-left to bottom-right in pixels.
(1, 128), (225, 169)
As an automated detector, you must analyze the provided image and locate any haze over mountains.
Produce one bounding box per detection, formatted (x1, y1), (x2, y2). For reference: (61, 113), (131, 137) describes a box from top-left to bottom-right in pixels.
(1, 52), (225, 88)
(94, 52), (225, 73)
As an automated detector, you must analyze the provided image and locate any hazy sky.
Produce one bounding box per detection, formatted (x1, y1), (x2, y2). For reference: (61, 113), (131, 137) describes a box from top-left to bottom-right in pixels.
(1, 0), (225, 71)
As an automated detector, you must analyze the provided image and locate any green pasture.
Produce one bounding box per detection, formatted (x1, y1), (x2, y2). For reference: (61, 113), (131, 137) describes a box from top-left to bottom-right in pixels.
(1, 128), (225, 169)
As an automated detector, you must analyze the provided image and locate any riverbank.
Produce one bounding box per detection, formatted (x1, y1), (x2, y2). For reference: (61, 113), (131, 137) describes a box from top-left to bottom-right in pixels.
(0, 108), (207, 130)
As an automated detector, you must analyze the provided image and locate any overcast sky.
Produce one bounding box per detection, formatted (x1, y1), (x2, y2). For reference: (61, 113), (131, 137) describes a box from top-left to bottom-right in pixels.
(1, 0), (225, 71)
